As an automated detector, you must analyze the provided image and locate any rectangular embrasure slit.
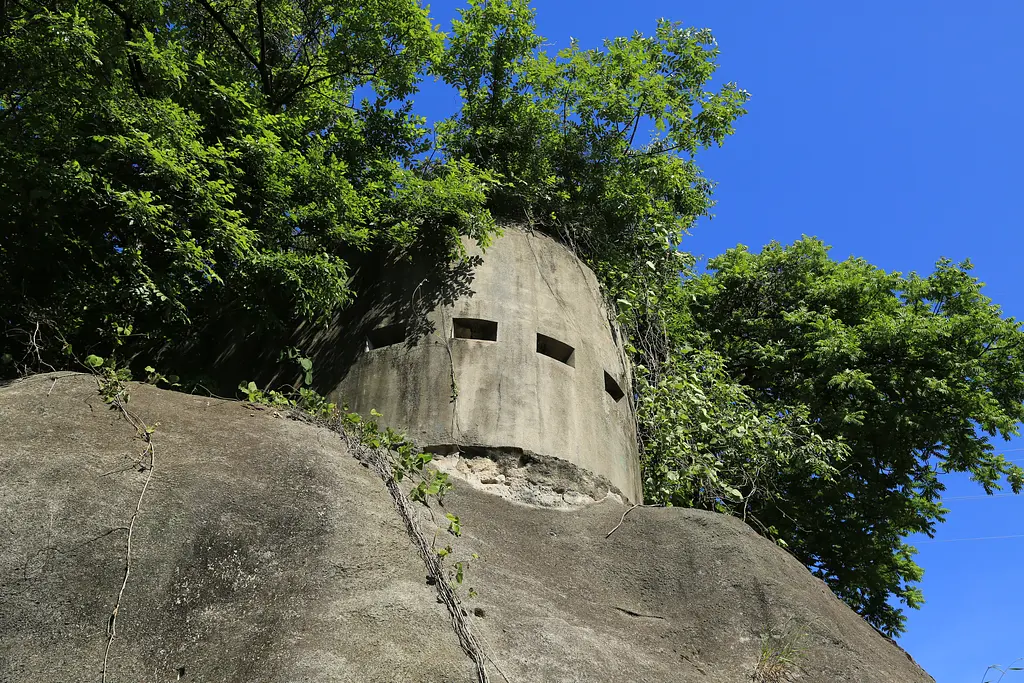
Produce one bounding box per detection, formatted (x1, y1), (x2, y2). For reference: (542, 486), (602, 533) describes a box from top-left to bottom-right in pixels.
(604, 371), (625, 402)
(452, 318), (498, 341)
(365, 324), (405, 351)
(536, 333), (575, 367)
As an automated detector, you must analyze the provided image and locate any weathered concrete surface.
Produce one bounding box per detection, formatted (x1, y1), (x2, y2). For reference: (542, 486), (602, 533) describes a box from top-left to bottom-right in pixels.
(0, 373), (470, 683)
(437, 488), (933, 683)
(329, 227), (642, 502)
(0, 374), (934, 682)
(431, 447), (627, 509)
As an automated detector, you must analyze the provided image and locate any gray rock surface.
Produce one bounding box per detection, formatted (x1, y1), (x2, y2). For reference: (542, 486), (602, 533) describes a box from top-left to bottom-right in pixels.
(0, 373), (934, 682)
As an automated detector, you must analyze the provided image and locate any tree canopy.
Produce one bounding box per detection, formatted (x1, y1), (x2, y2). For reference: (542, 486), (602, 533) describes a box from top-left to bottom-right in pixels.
(1, 0), (498, 370)
(687, 240), (1024, 633)
(3, 0), (1023, 638)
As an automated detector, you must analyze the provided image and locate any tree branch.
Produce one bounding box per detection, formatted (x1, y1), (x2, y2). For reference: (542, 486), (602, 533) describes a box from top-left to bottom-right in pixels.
(273, 66), (378, 111)
(628, 93), (647, 147)
(980, 336), (1023, 357)
(255, 0), (272, 93)
(627, 140), (688, 157)
(94, 0), (146, 97)
(195, 0), (264, 85)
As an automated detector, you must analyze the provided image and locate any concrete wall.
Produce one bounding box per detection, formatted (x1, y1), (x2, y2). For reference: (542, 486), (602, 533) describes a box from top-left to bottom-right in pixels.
(329, 228), (642, 502)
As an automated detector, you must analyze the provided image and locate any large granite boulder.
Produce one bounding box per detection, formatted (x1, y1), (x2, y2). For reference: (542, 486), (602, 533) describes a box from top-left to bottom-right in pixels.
(0, 373), (932, 682)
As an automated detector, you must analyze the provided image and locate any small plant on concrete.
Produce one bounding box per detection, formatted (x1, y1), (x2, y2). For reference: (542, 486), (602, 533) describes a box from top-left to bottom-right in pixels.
(434, 514), (479, 597)
(753, 625), (806, 683)
(237, 373), (455, 505)
(340, 408), (454, 503)
(281, 347), (315, 386)
(327, 398), (490, 679)
(144, 366), (180, 388)
(238, 380), (293, 408)
(82, 354), (157, 683)
(85, 354), (133, 404)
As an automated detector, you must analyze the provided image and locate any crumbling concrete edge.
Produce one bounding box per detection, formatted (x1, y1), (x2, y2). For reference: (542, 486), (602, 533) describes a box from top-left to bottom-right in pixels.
(428, 444), (628, 509)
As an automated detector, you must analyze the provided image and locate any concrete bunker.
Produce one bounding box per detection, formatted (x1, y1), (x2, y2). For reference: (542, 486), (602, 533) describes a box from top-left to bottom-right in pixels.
(330, 227), (642, 502)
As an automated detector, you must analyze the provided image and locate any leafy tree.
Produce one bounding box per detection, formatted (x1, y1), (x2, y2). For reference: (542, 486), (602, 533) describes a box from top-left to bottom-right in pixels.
(686, 238), (1024, 635)
(0, 0), (497, 374)
(635, 342), (846, 519)
(435, 0), (747, 272)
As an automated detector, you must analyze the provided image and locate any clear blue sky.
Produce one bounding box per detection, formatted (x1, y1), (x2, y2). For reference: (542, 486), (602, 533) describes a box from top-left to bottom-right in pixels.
(416, 2), (1024, 680)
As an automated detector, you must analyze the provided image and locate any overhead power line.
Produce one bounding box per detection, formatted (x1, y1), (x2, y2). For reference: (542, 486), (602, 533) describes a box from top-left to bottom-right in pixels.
(944, 493), (1018, 501)
(916, 533), (1024, 544)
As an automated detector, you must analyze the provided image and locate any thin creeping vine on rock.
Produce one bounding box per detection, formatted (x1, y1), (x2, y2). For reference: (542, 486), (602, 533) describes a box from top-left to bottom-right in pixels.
(347, 436), (492, 682)
(85, 362), (157, 683)
(242, 358), (502, 682)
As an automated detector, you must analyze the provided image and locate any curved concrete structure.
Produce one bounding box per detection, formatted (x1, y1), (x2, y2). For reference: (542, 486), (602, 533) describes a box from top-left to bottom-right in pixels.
(330, 228), (641, 502)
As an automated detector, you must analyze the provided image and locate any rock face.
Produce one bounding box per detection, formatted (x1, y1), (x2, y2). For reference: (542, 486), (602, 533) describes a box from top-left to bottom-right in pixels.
(0, 374), (933, 683)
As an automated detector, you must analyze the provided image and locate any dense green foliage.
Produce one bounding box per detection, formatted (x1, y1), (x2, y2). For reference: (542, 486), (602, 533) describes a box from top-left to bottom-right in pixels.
(0, 0), (497, 371)
(4, 0), (1023, 638)
(687, 240), (1024, 634)
(435, 0), (746, 274)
